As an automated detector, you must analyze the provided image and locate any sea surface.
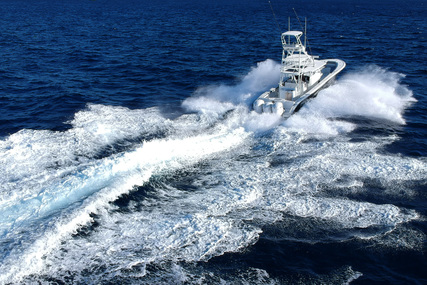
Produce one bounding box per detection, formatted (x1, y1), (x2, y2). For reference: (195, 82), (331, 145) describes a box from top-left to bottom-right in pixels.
(0, 0), (426, 284)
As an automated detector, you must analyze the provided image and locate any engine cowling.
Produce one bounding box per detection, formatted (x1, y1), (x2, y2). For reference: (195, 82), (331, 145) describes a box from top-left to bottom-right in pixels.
(253, 99), (264, 114)
(272, 102), (284, 116)
(262, 102), (273, 113)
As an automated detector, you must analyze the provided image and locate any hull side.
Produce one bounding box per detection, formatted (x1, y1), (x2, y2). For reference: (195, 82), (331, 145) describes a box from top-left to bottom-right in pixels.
(253, 59), (346, 118)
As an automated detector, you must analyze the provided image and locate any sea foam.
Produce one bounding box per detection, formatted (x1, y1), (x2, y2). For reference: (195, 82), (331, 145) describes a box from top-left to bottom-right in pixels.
(0, 62), (424, 284)
(284, 65), (415, 136)
(182, 59), (280, 113)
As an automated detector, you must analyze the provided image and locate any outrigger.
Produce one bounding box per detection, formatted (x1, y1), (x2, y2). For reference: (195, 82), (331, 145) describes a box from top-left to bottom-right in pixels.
(253, 24), (346, 118)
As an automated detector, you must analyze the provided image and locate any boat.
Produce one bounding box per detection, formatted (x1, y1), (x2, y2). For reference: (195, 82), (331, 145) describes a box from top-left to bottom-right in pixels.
(253, 26), (346, 118)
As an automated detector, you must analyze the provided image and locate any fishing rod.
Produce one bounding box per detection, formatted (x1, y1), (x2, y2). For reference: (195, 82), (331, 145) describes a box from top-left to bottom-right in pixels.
(293, 8), (313, 55)
(268, 2), (312, 52)
(268, 1), (282, 34)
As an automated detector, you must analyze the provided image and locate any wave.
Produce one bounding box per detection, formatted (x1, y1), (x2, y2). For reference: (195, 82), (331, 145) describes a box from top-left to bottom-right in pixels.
(0, 114), (249, 281)
(283, 65), (415, 136)
(0, 61), (425, 284)
(183, 62), (416, 136)
(182, 59), (281, 113)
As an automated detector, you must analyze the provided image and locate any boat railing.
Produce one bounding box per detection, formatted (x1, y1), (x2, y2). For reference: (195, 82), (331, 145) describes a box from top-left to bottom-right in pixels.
(281, 58), (312, 73)
(282, 43), (303, 51)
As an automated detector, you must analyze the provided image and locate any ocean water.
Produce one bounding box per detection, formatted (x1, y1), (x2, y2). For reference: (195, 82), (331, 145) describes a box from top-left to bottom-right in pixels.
(0, 0), (426, 284)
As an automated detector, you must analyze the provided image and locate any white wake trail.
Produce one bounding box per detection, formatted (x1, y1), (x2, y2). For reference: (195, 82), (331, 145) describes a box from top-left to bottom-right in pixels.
(0, 62), (423, 284)
(0, 121), (249, 283)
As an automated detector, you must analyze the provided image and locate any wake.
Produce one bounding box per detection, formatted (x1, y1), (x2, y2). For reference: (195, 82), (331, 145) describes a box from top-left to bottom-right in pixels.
(0, 60), (424, 284)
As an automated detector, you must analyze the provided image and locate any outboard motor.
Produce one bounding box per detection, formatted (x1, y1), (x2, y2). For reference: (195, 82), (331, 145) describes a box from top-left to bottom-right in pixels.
(262, 102), (273, 113)
(253, 99), (264, 114)
(272, 102), (284, 116)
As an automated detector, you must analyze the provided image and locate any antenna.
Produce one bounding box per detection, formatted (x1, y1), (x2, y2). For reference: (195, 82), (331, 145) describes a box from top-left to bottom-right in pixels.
(304, 17), (307, 48)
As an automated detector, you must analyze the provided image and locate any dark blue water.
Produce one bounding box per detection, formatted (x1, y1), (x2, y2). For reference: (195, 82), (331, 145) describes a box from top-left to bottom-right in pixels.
(1, 0), (426, 284)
